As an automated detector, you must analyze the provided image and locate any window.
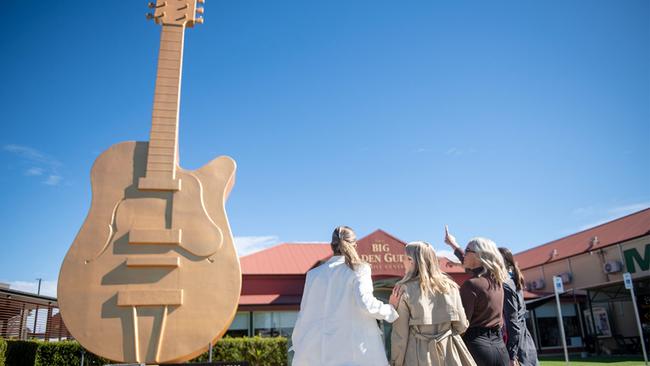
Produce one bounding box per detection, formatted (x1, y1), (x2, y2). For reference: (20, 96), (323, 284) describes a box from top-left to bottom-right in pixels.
(253, 311), (298, 338)
(535, 303), (582, 348)
(225, 312), (250, 337)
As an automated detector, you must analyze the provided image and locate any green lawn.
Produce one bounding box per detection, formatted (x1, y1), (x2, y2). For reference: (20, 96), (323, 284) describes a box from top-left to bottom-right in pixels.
(540, 356), (646, 365)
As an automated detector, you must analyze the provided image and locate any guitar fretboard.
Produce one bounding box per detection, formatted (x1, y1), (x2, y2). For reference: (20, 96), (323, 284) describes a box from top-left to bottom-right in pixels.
(144, 24), (185, 186)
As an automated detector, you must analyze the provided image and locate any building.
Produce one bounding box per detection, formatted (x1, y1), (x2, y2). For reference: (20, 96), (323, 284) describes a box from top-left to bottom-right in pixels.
(229, 229), (484, 348)
(0, 284), (72, 341)
(3, 210), (647, 357)
(227, 209), (650, 356)
(516, 208), (650, 355)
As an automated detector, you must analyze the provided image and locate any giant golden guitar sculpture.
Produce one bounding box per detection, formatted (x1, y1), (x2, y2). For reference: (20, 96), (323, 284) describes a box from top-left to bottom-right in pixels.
(58, 1), (241, 363)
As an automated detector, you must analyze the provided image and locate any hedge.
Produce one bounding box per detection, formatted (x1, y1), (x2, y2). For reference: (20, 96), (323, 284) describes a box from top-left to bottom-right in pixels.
(3, 337), (286, 366)
(34, 341), (109, 366)
(193, 336), (288, 366)
(5, 340), (40, 366)
(0, 338), (6, 366)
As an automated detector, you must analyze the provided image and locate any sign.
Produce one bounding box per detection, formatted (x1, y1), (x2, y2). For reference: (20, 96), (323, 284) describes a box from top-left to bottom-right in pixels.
(553, 275), (570, 364)
(553, 276), (564, 294)
(356, 230), (407, 277)
(623, 272), (633, 290)
(583, 307), (613, 338)
(623, 243), (650, 273)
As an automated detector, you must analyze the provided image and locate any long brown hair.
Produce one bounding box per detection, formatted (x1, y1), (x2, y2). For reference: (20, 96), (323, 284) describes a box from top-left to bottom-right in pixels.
(498, 247), (524, 291)
(331, 226), (363, 270)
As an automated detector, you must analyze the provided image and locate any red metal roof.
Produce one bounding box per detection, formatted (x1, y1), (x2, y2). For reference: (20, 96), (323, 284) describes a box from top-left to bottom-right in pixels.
(439, 257), (466, 274)
(240, 234), (468, 276)
(515, 208), (650, 269)
(240, 243), (332, 275)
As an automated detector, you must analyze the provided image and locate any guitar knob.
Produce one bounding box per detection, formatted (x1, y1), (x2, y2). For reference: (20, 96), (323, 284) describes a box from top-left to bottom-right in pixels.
(198, 0), (205, 4)
(196, 7), (204, 14)
(195, 16), (204, 24)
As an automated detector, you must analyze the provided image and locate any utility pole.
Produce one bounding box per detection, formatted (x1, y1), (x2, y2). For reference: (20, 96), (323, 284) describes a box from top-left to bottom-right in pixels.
(36, 278), (42, 295)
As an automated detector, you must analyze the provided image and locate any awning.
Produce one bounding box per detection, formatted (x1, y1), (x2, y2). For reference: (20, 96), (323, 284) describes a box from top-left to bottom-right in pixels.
(524, 290), (587, 310)
(239, 294), (302, 306)
(525, 294), (556, 310)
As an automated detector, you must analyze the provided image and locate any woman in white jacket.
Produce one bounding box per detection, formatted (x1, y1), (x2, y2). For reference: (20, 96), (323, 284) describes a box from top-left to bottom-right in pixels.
(291, 226), (400, 366)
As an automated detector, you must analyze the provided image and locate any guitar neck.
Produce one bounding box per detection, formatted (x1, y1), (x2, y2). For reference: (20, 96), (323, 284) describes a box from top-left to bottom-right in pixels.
(140, 24), (186, 191)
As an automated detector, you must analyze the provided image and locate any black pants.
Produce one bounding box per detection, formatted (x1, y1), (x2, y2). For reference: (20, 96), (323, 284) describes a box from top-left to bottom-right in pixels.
(463, 327), (509, 366)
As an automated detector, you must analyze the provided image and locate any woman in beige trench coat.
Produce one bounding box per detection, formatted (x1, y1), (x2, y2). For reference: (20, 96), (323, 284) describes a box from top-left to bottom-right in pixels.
(391, 241), (476, 366)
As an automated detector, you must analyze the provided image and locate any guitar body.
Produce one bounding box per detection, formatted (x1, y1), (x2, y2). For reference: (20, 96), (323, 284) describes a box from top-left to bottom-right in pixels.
(58, 141), (241, 363)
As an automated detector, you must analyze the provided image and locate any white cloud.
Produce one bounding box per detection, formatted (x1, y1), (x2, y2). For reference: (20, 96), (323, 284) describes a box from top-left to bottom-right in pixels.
(434, 248), (461, 263)
(572, 206), (595, 216)
(25, 167), (44, 176)
(44, 175), (63, 186)
(3, 144), (63, 186)
(575, 202), (650, 231)
(2, 280), (58, 297)
(445, 147), (460, 156)
(444, 147), (476, 156)
(235, 235), (280, 256)
(608, 202), (650, 215)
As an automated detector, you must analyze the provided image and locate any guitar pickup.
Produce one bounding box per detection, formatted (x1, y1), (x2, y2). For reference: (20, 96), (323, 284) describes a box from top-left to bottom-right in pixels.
(126, 256), (180, 267)
(129, 229), (182, 245)
(117, 289), (183, 306)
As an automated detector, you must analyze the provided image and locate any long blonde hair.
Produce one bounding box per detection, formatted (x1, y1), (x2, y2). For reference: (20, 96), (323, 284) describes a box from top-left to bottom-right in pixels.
(331, 226), (363, 270)
(397, 241), (457, 295)
(466, 237), (509, 286)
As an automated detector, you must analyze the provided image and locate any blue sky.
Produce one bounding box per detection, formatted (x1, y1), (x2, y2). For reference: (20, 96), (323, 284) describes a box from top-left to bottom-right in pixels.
(1, 0), (648, 296)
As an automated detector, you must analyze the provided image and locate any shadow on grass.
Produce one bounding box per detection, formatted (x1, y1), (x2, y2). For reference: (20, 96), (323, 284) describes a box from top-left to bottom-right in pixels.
(540, 355), (646, 365)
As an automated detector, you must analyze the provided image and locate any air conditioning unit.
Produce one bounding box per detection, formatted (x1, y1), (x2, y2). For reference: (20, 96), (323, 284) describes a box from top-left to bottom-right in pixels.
(529, 279), (545, 290)
(604, 260), (623, 274)
(558, 272), (572, 284)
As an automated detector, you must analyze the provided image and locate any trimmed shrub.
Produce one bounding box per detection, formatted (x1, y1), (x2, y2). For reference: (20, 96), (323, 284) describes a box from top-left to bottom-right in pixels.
(3, 337), (286, 366)
(0, 338), (7, 366)
(193, 336), (288, 366)
(34, 341), (109, 366)
(5, 340), (40, 366)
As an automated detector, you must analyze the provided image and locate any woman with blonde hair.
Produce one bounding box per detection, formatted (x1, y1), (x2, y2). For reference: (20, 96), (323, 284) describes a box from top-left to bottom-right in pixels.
(292, 226), (400, 366)
(391, 241), (476, 366)
(444, 226), (510, 366)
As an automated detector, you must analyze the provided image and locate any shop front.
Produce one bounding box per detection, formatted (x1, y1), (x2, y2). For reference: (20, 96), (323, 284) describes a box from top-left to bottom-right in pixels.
(518, 209), (650, 355)
(228, 229), (469, 353)
(227, 208), (650, 358)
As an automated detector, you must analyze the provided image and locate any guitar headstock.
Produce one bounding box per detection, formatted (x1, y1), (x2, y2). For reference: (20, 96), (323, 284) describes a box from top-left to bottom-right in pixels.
(147, 0), (205, 27)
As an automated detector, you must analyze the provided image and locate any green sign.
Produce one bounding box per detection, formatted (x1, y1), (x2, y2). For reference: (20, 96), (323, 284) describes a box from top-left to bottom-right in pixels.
(624, 243), (650, 274)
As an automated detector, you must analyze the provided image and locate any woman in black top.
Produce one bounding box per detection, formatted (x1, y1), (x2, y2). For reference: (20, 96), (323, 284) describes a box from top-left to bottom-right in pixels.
(445, 226), (510, 366)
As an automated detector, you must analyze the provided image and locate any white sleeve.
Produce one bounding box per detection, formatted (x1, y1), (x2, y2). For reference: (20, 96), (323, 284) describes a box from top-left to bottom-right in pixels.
(354, 264), (399, 322)
(291, 271), (313, 351)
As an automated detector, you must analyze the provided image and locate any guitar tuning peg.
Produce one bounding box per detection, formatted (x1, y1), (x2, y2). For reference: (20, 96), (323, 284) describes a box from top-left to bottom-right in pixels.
(195, 16), (204, 24)
(196, 7), (204, 14)
(147, 2), (155, 8)
(198, 0), (205, 4)
(146, 12), (154, 20)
